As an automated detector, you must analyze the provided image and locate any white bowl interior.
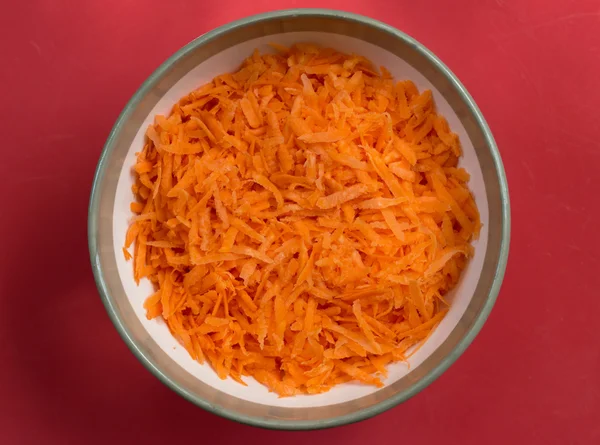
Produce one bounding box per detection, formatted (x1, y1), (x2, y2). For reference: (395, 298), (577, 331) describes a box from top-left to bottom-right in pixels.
(112, 31), (489, 408)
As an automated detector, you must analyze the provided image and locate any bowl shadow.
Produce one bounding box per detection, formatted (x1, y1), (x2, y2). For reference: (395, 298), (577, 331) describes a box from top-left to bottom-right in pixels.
(1, 162), (245, 443)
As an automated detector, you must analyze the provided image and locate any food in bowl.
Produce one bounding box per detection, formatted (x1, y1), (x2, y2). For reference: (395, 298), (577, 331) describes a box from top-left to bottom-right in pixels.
(123, 43), (481, 396)
(90, 8), (509, 429)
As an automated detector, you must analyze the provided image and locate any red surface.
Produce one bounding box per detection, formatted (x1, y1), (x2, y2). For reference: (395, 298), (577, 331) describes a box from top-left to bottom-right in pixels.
(2, 0), (599, 443)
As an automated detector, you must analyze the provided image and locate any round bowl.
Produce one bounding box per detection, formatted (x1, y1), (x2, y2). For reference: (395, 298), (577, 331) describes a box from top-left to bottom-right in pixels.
(89, 9), (510, 430)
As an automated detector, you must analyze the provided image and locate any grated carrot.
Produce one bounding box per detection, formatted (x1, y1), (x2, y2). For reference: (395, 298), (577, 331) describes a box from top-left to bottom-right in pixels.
(124, 43), (481, 396)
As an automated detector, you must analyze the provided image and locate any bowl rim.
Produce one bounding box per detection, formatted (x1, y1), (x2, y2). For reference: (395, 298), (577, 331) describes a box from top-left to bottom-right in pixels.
(88, 8), (510, 430)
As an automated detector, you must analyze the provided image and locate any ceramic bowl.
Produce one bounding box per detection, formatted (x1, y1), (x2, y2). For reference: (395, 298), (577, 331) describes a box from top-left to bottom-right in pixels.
(89, 9), (510, 430)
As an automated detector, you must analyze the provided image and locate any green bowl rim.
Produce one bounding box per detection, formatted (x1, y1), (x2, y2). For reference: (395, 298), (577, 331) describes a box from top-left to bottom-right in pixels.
(88, 8), (510, 430)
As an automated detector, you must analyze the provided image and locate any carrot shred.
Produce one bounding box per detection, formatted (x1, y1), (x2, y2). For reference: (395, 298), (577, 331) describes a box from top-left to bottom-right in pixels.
(125, 43), (480, 396)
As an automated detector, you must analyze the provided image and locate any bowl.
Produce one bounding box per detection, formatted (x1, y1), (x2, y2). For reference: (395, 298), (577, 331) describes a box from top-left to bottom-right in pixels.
(88, 8), (510, 430)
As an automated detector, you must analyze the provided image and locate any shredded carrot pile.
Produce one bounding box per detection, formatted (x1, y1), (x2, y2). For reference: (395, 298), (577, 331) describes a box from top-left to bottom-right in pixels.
(124, 43), (481, 396)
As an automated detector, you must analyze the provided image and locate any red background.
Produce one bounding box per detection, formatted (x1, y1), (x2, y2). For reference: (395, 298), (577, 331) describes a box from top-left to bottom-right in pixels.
(2, 0), (599, 443)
